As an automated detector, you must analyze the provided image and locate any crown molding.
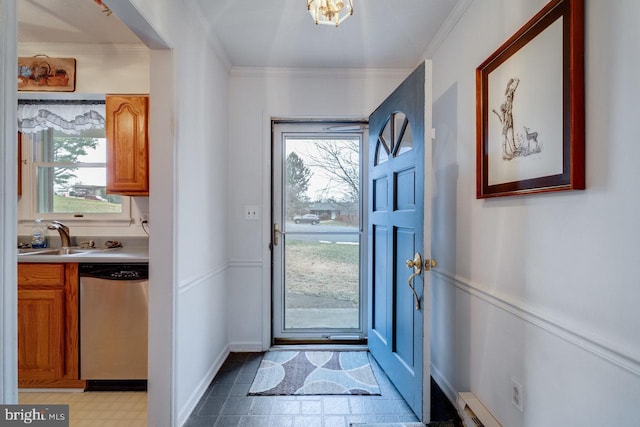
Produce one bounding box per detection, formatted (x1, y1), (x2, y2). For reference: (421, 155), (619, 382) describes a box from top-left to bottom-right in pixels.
(421, 0), (474, 61)
(230, 67), (412, 79)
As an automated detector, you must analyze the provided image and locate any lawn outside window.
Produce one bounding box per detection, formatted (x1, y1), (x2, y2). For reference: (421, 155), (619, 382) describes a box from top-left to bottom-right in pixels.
(19, 114), (131, 223)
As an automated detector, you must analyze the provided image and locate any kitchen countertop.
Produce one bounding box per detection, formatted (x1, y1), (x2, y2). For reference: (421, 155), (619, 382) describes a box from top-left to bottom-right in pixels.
(18, 247), (149, 263)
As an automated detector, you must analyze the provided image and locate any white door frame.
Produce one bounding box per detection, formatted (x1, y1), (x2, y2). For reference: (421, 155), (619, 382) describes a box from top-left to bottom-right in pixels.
(422, 59), (433, 421)
(0, 0), (18, 403)
(94, 2), (176, 424)
(0, 3), (179, 426)
(270, 121), (367, 341)
(259, 113), (371, 350)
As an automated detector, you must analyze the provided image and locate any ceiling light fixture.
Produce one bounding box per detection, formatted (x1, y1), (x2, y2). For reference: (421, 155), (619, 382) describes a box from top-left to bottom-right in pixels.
(307, 0), (354, 27)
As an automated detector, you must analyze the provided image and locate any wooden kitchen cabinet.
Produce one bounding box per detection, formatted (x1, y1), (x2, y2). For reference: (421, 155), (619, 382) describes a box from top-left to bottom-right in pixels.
(106, 95), (149, 196)
(17, 263), (85, 388)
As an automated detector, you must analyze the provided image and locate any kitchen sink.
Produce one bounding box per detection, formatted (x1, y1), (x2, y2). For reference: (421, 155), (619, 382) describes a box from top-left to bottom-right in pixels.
(18, 248), (45, 255)
(18, 247), (98, 256)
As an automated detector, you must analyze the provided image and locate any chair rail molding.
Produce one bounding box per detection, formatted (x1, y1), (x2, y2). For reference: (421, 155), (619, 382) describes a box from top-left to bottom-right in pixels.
(178, 263), (229, 293)
(432, 269), (640, 377)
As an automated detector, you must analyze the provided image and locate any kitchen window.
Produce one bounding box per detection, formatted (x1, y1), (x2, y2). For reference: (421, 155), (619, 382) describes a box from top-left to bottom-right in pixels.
(18, 99), (131, 222)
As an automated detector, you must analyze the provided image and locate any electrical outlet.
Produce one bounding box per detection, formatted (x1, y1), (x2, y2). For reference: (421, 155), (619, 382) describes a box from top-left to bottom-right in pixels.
(510, 377), (524, 412)
(244, 205), (260, 220)
(139, 214), (149, 225)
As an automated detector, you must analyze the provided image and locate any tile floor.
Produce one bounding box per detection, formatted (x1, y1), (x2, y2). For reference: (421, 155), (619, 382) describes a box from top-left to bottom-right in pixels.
(17, 352), (461, 427)
(185, 352), (422, 427)
(18, 390), (147, 426)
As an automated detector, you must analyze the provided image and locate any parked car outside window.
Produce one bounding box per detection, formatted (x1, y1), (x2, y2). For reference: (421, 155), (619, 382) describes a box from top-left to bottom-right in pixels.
(293, 214), (320, 225)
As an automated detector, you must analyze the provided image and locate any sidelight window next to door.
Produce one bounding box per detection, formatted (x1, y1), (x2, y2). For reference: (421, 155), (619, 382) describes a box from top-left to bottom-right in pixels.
(272, 121), (367, 342)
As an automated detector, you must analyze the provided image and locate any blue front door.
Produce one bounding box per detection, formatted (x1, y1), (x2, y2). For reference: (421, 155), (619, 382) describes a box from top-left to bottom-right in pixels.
(368, 63), (428, 420)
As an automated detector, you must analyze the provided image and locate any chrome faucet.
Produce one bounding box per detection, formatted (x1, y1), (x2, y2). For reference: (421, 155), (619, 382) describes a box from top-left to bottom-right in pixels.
(47, 221), (71, 248)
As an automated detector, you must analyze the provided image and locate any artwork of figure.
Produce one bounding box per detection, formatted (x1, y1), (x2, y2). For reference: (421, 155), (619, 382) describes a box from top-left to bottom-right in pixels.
(492, 78), (542, 160)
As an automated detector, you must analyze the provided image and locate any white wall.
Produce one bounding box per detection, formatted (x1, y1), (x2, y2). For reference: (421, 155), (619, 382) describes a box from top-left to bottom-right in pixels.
(16, 42), (150, 238)
(108, 1), (231, 425)
(430, 0), (640, 425)
(227, 68), (410, 349)
(170, 12), (230, 426)
(18, 43), (149, 94)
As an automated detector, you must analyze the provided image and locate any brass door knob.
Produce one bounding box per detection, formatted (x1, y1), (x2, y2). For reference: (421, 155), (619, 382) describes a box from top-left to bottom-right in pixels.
(424, 258), (437, 271)
(406, 252), (423, 274)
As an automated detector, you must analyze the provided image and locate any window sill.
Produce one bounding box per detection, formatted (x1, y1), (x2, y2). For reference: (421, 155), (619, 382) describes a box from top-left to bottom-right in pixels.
(19, 218), (133, 227)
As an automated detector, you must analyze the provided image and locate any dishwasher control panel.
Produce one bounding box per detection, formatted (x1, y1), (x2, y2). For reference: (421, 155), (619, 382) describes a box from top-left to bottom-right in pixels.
(79, 263), (148, 281)
(109, 269), (144, 280)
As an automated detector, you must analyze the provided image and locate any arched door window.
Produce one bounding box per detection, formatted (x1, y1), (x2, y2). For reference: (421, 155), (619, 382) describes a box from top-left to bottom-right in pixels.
(374, 112), (413, 165)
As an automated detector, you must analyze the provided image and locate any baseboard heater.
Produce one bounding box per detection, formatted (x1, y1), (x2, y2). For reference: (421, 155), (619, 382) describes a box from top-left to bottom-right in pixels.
(456, 392), (502, 427)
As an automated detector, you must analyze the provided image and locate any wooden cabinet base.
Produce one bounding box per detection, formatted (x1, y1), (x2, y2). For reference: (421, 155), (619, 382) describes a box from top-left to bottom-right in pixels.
(18, 263), (82, 388)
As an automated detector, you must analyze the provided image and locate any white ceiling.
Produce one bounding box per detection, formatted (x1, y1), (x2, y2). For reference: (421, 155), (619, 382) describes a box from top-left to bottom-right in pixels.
(18, 0), (142, 44)
(19, 0), (462, 69)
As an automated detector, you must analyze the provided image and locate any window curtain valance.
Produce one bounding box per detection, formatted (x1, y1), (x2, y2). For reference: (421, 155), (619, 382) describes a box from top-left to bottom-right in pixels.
(17, 101), (106, 135)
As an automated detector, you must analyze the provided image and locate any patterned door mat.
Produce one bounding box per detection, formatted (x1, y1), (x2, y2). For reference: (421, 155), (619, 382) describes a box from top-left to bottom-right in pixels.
(248, 351), (381, 396)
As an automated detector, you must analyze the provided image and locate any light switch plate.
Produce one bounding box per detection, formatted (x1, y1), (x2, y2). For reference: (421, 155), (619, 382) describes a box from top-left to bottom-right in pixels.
(244, 205), (260, 220)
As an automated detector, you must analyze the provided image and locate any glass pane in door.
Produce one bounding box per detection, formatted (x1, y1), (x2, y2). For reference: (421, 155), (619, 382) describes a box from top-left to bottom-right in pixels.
(283, 137), (361, 331)
(284, 233), (359, 329)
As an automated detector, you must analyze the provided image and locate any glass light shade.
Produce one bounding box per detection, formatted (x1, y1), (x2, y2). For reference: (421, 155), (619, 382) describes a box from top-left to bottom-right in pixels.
(307, 0), (354, 27)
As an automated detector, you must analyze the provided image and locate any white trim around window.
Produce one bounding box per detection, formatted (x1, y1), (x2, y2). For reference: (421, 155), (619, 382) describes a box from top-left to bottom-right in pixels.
(19, 128), (133, 224)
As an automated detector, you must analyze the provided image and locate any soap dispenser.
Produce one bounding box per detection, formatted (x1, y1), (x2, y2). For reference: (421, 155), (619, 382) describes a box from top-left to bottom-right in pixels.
(31, 218), (47, 248)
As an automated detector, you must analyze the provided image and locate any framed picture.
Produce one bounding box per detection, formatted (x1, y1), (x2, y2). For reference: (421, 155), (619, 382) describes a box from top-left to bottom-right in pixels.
(18, 56), (76, 92)
(476, 0), (584, 198)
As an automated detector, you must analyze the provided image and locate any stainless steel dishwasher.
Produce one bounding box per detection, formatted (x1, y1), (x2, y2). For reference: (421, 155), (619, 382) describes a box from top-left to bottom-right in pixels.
(80, 263), (148, 389)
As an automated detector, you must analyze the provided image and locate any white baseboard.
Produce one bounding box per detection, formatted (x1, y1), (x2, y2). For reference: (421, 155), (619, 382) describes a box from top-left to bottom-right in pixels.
(229, 342), (264, 352)
(430, 362), (458, 406)
(177, 344), (230, 427)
